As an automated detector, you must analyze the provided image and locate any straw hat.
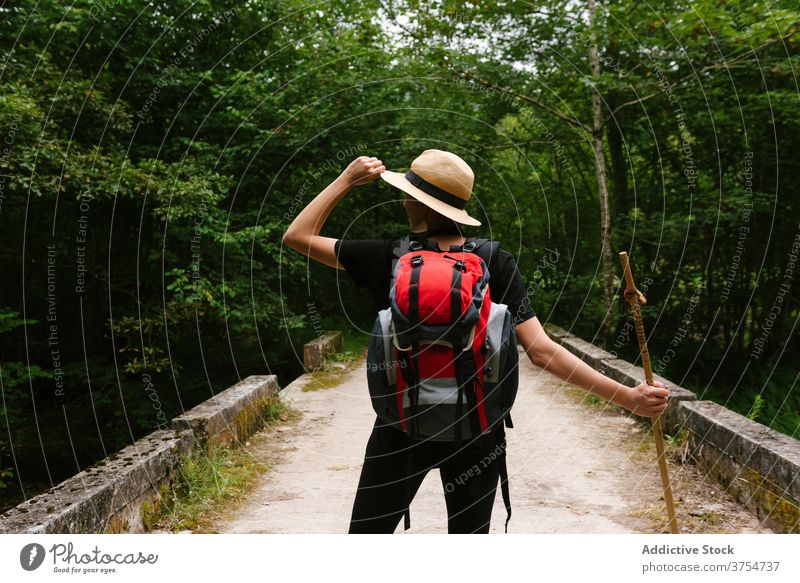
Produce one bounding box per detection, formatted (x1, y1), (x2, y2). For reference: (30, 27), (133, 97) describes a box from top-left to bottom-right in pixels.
(379, 149), (481, 226)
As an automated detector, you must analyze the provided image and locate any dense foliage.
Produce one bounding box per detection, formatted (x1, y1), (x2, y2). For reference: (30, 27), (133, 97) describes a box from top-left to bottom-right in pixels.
(1, 0), (797, 509)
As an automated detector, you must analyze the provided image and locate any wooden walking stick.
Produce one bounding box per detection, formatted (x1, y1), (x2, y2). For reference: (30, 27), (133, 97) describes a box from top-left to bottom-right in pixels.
(619, 251), (679, 534)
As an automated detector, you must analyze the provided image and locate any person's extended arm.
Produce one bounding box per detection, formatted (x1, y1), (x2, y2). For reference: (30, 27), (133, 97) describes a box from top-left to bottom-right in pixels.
(282, 156), (385, 268)
(515, 316), (669, 418)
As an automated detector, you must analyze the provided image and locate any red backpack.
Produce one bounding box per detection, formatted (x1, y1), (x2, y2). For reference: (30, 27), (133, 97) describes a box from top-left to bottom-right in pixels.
(366, 236), (519, 531)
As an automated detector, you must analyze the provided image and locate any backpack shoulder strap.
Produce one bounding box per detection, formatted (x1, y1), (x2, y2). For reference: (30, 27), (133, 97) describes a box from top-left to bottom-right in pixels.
(391, 236), (424, 274)
(392, 235), (411, 260)
(391, 237), (408, 281)
(465, 238), (500, 270)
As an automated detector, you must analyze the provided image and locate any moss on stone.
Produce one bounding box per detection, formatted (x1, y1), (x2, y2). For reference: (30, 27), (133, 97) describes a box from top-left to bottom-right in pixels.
(301, 368), (351, 391)
(737, 467), (800, 533)
(687, 432), (800, 533)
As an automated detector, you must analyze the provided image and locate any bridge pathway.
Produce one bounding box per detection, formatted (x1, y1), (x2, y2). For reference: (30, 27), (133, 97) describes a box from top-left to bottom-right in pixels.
(214, 348), (772, 534)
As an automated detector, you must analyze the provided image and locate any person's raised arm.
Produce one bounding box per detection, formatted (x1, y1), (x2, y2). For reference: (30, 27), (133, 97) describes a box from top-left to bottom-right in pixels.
(515, 316), (669, 418)
(282, 156), (385, 268)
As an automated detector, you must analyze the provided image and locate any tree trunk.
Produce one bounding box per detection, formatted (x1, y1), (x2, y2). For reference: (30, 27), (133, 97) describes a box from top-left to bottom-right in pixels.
(606, 93), (628, 215)
(588, 0), (615, 343)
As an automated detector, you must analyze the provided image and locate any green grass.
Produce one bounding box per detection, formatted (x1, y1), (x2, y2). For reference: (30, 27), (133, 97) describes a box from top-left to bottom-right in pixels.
(329, 326), (370, 366)
(143, 396), (299, 532)
(340, 327), (370, 356)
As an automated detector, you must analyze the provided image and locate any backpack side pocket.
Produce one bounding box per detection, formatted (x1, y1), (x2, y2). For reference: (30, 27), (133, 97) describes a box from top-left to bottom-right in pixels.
(366, 309), (400, 425)
(498, 307), (519, 417)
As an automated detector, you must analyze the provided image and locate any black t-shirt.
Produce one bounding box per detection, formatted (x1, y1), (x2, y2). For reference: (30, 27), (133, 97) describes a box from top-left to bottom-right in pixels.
(333, 236), (536, 326)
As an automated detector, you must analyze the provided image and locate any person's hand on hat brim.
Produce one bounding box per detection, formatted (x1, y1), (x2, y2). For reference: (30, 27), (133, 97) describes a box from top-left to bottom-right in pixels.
(341, 156), (385, 187)
(342, 157), (427, 232)
(283, 156), (385, 269)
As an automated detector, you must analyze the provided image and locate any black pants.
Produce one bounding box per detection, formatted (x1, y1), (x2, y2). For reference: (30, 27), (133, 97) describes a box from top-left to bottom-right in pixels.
(349, 417), (507, 534)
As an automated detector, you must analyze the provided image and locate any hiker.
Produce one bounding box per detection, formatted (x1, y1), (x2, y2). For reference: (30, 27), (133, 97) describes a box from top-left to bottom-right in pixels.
(283, 150), (669, 534)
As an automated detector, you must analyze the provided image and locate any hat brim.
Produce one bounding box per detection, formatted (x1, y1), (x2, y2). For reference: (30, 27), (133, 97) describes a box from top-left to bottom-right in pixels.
(379, 170), (481, 227)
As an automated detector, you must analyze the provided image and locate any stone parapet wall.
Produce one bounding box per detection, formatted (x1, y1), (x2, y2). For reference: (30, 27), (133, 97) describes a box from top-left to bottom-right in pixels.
(544, 325), (799, 533)
(0, 375), (279, 534)
(304, 331), (343, 371)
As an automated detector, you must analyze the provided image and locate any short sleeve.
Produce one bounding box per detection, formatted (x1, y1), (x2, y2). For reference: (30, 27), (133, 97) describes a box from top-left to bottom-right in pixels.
(491, 249), (536, 326)
(333, 239), (400, 312)
(334, 239), (395, 288)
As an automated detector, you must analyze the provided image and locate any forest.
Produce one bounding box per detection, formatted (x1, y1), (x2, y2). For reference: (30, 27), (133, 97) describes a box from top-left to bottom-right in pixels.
(0, 0), (798, 511)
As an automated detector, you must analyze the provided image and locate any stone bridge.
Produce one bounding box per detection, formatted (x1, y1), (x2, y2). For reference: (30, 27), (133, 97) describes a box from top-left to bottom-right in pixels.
(1, 328), (797, 534)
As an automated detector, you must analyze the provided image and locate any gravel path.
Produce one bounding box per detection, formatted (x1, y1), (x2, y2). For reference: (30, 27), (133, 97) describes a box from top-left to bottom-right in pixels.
(213, 348), (773, 534)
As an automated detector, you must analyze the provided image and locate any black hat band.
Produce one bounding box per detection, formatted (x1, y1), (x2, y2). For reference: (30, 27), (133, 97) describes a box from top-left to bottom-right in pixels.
(404, 170), (467, 210)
